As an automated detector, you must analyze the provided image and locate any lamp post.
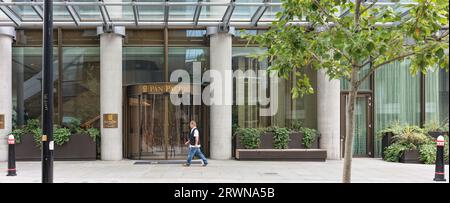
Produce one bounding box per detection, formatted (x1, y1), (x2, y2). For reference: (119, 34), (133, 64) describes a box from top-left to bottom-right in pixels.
(42, 0), (54, 183)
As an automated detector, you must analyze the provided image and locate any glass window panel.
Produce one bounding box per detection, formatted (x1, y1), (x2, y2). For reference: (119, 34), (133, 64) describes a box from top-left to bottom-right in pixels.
(200, 6), (227, 21)
(425, 68), (449, 124)
(139, 6), (165, 21)
(106, 5), (135, 21)
(12, 47), (59, 127)
(52, 0), (73, 21)
(260, 5), (281, 21)
(75, 6), (102, 21)
(168, 30), (206, 45)
(123, 47), (165, 85)
(62, 47), (100, 124)
(232, 47), (271, 128)
(374, 60), (421, 157)
(231, 5), (258, 21)
(169, 5), (196, 21)
(168, 47), (209, 79)
(10, 5), (39, 21)
(231, 0), (262, 21)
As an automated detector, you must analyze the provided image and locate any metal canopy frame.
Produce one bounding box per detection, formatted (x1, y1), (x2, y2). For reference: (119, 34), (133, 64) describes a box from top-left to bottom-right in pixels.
(0, 1), (436, 29)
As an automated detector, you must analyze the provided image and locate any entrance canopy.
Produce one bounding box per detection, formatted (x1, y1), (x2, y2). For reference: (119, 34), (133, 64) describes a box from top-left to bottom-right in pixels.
(0, 0), (419, 29)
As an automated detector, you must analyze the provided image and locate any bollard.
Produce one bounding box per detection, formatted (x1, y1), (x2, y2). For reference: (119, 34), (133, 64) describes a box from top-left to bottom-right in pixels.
(7, 134), (17, 176)
(433, 136), (446, 182)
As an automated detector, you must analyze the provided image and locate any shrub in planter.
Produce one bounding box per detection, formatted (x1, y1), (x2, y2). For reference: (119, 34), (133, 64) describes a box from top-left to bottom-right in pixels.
(10, 119), (41, 144)
(384, 143), (412, 162)
(424, 120), (449, 139)
(291, 120), (318, 149)
(234, 128), (261, 149)
(418, 135), (449, 164)
(273, 127), (290, 149)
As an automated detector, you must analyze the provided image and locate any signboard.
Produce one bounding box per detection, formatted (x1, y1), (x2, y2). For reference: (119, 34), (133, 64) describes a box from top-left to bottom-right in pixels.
(103, 113), (118, 128)
(141, 83), (191, 94)
(0, 114), (4, 129)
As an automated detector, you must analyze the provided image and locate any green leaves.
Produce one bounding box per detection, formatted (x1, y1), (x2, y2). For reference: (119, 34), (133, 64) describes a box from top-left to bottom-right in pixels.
(244, 0), (448, 100)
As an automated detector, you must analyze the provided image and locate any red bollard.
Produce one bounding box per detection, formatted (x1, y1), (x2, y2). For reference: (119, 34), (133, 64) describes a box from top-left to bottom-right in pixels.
(7, 134), (17, 176)
(433, 136), (446, 182)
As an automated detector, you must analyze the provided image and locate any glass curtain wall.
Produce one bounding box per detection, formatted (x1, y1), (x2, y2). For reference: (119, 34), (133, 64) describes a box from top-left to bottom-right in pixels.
(425, 68), (449, 124)
(232, 47), (270, 128)
(61, 47), (100, 124)
(374, 60), (421, 156)
(12, 47), (58, 127)
(231, 47), (317, 129)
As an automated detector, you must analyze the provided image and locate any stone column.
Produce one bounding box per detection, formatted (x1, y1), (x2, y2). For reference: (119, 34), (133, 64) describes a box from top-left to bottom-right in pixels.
(98, 26), (125, 161)
(0, 27), (15, 161)
(317, 70), (341, 160)
(207, 27), (234, 160)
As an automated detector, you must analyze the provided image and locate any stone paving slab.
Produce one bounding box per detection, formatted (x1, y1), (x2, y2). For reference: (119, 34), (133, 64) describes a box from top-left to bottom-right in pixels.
(0, 158), (448, 183)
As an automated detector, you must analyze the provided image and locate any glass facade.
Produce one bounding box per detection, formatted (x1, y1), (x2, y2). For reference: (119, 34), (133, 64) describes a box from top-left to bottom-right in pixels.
(8, 27), (448, 159)
(123, 47), (165, 85)
(425, 68), (449, 124)
(232, 47), (317, 129)
(374, 60), (421, 156)
(61, 47), (100, 124)
(12, 47), (58, 127)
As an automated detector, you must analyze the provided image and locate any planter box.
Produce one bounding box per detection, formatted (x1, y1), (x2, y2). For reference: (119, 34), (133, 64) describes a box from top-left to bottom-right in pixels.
(400, 149), (421, 164)
(235, 149), (327, 161)
(381, 132), (394, 159)
(15, 133), (96, 161)
(428, 131), (449, 139)
(235, 132), (320, 150)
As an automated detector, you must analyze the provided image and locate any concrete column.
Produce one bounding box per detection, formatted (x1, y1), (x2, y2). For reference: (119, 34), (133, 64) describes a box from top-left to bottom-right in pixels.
(317, 69), (341, 160)
(0, 27), (15, 161)
(208, 27), (233, 160)
(99, 26), (125, 161)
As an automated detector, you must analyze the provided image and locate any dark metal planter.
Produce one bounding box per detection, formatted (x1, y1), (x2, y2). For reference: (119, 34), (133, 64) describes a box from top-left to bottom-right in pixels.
(400, 149), (421, 164)
(381, 132), (394, 159)
(15, 133), (97, 161)
(428, 131), (449, 139)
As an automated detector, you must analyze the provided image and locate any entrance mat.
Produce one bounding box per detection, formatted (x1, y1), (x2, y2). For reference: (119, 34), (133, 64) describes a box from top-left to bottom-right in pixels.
(134, 160), (202, 165)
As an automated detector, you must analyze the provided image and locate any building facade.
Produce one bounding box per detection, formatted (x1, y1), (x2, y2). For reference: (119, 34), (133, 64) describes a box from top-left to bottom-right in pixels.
(0, 0), (448, 161)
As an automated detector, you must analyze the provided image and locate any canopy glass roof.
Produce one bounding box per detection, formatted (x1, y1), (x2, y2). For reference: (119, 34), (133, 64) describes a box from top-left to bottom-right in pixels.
(0, 0), (419, 28)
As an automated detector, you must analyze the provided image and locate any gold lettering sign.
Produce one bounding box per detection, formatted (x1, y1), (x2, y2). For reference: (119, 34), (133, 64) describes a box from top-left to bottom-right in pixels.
(0, 114), (4, 129)
(140, 83), (191, 94)
(103, 113), (118, 128)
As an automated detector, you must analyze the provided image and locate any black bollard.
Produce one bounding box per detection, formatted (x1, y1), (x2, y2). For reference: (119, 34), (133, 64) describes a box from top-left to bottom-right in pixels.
(7, 134), (17, 176)
(433, 136), (446, 182)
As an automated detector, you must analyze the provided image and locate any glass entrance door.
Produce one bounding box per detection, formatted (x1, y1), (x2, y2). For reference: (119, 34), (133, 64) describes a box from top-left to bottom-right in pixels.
(126, 84), (207, 160)
(340, 93), (374, 157)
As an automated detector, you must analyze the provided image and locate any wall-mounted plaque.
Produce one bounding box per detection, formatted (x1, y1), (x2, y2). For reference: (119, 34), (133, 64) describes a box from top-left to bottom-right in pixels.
(0, 114), (4, 129)
(103, 113), (118, 128)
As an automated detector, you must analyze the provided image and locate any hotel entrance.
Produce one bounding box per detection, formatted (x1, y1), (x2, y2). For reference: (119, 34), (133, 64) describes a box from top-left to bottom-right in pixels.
(124, 83), (209, 160)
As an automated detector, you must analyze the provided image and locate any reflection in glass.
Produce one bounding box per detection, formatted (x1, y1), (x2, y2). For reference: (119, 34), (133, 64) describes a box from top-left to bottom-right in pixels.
(168, 47), (209, 79)
(62, 47), (100, 124)
(12, 47), (58, 127)
(123, 47), (164, 85)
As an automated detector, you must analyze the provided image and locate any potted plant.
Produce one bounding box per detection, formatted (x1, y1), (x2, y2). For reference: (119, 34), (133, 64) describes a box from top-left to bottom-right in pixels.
(10, 118), (99, 160)
(377, 121), (403, 159)
(424, 119), (449, 139)
(383, 124), (432, 163)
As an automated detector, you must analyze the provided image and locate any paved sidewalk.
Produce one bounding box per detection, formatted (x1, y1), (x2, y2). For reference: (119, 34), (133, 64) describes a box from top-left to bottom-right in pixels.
(0, 158), (448, 183)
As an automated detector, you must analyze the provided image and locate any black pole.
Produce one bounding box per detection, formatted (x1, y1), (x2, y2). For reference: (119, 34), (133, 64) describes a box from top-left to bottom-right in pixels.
(42, 0), (54, 183)
(433, 136), (446, 182)
(7, 135), (16, 176)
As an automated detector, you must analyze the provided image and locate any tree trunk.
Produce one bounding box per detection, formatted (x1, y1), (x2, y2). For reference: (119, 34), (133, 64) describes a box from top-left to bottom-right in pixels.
(342, 68), (358, 183)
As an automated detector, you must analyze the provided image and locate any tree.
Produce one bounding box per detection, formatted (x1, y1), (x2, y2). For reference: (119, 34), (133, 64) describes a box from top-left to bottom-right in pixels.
(245, 0), (449, 183)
